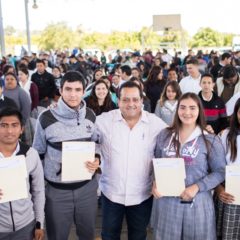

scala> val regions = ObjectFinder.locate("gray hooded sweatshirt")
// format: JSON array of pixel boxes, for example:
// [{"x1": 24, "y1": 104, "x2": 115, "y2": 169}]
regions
[
  {"x1": 32, "y1": 97, "x2": 96, "y2": 183},
  {"x1": 0, "y1": 143, "x2": 45, "y2": 232}
]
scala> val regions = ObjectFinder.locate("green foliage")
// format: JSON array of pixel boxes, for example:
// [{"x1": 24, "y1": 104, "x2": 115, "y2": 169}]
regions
[
  {"x1": 3, "y1": 23, "x2": 236, "y2": 54},
  {"x1": 38, "y1": 22, "x2": 77, "y2": 50},
  {"x1": 190, "y1": 27, "x2": 232, "y2": 47}
]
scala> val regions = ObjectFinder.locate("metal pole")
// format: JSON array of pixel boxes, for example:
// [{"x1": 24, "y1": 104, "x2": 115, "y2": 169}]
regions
[
  {"x1": 24, "y1": 0, "x2": 31, "y2": 55},
  {"x1": 0, "y1": 0, "x2": 6, "y2": 57}
]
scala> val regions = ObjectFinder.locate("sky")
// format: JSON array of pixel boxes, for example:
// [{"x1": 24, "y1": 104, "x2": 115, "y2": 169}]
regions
[{"x1": 1, "y1": 0, "x2": 240, "y2": 36}]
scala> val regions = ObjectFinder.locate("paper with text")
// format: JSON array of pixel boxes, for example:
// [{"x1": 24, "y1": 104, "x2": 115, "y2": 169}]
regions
[
  {"x1": 62, "y1": 141, "x2": 95, "y2": 182},
  {"x1": 153, "y1": 158, "x2": 186, "y2": 196},
  {"x1": 0, "y1": 155, "x2": 28, "y2": 203},
  {"x1": 226, "y1": 165, "x2": 240, "y2": 205}
]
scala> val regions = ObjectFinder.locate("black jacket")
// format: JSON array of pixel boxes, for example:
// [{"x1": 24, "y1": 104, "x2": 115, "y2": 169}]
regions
[{"x1": 31, "y1": 71, "x2": 56, "y2": 100}]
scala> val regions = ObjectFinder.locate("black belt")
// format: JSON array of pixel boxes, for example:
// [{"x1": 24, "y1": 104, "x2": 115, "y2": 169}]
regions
[{"x1": 46, "y1": 175, "x2": 95, "y2": 190}]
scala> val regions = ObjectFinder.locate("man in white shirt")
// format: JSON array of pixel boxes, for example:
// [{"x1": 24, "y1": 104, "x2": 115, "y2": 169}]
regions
[
  {"x1": 95, "y1": 81, "x2": 167, "y2": 240},
  {"x1": 119, "y1": 65, "x2": 132, "y2": 86},
  {"x1": 179, "y1": 58, "x2": 202, "y2": 94}
]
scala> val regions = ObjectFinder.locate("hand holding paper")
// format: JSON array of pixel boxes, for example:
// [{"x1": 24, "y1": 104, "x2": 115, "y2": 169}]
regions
[
  {"x1": 86, "y1": 158, "x2": 100, "y2": 173},
  {"x1": 225, "y1": 165, "x2": 240, "y2": 205},
  {"x1": 0, "y1": 155, "x2": 28, "y2": 203},
  {"x1": 62, "y1": 141, "x2": 96, "y2": 182},
  {"x1": 153, "y1": 158, "x2": 186, "y2": 197}
]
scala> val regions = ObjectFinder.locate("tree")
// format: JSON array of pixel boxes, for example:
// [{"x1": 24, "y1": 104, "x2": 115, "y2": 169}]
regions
[
  {"x1": 191, "y1": 27, "x2": 223, "y2": 47},
  {"x1": 38, "y1": 22, "x2": 77, "y2": 50}
]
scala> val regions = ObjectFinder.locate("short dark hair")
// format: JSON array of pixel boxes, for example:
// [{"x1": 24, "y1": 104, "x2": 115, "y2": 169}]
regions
[
  {"x1": 118, "y1": 81, "x2": 143, "y2": 99},
  {"x1": 36, "y1": 59, "x2": 45, "y2": 65},
  {"x1": 120, "y1": 65, "x2": 132, "y2": 76},
  {"x1": 186, "y1": 58, "x2": 199, "y2": 65},
  {"x1": 0, "y1": 108, "x2": 23, "y2": 126},
  {"x1": 222, "y1": 65, "x2": 238, "y2": 79},
  {"x1": 221, "y1": 52, "x2": 231, "y2": 61},
  {"x1": 60, "y1": 70, "x2": 85, "y2": 90},
  {"x1": 200, "y1": 73, "x2": 214, "y2": 83}
]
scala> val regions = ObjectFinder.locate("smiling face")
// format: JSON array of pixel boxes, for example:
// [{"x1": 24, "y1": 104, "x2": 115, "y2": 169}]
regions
[
  {"x1": 94, "y1": 70, "x2": 103, "y2": 81},
  {"x1": 118, "y1": 87, "x2": 143, "y2": 120},
  {"x1": 178, "y1": 97, "x2": 199, "y2": 128},
  {"x1": 95, "y1": 82, "x2": 108, "y2": 101},
  {"x1": 60, "y1": 81, "x2": 84, "y2": 109},
  {"x1": 166, "y1": 85, "x2": 177, "y2": 101}
]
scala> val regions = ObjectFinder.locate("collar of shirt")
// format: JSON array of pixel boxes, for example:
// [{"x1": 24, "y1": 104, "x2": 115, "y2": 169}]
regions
[
  {"x1": 0, "y1": 94, "x2": 4, "y2": 101},
  {"x1": 0, "y1": 142, "x2": 20, "y2": 158},
  {"x1": 114, "y1": 109, "x2": 149, "y2": 124}
]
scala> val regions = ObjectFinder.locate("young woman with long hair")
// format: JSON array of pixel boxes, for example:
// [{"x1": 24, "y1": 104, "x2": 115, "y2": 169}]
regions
[
  {"x1": 152, "y1": 93, "x2": 226, "y2": 240},
  {"x1": 215, "y1": 97, "x2": 240, "y2": 240},
  {"x1": 144, "y1": 66, "x2": 167, "y2": 113},
  {"x1": 85, "y1": 80, "x2": 117, "y2": 116},
  {"x1": 155, "y1": 81, "x2": 182, "y2": 125}
]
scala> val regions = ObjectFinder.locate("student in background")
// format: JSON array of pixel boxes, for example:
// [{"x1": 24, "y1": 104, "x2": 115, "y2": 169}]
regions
[
  {"x1": 215, "y1": 98, "x2": 240, "y2": 240},
  {"x1": 155, "y1": 81, "x2": 182, "y2": 125},
  {"x1": 198, "y1": 73, "x2": 228, "y2": 134},
  {"x1": 85, "y1": 80, "x2": 117, "y2": 116}
]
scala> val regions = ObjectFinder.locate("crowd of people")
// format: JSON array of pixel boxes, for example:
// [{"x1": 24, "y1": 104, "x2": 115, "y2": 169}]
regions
[{"x1": 0, "y1": 47, "x2": 240, "y2": 240}]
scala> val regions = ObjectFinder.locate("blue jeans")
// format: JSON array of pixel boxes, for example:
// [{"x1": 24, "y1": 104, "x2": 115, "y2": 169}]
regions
[{"x1": 101, "y1": 194, "x2": 153, "y2": 240}]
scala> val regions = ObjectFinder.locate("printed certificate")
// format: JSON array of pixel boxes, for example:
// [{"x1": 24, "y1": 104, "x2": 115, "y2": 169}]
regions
[
  {"x1": 62, "y1": 141, "x2": 95, "y2": 182},
  {"x1": 0, "y1": 155, "x2": 28, "y2": 203},
  {"x1": 153, "y1": 158, "x2": 186, "y2": 196}
]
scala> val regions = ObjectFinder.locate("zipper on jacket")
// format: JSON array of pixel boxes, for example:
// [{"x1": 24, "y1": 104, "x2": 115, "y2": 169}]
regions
[
  {"x1": 9, "y1": 202, "x2": 16, "y2": 231},
  {"x1": 76, "y1": 110, "x2": 80, "y2": 125}
]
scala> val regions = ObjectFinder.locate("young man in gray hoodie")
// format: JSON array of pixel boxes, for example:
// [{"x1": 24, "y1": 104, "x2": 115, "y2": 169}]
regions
[
  {"x1": 33, "y1": 71, "x2": 100, "y2": 240},
  {"x1": 0, "y1": 108, "x2": 45, "y2": 240}
]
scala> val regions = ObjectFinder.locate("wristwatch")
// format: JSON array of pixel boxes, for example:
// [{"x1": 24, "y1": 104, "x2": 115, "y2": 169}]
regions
[{"x1": 35, "y1": 221, "x2": 41, "y2": 229}]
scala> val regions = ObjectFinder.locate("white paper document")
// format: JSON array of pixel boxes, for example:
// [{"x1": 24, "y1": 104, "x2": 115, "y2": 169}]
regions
[
  {"x1": 226, "y1": 165, "x2": 240, "y2": 205},
  {"x1": 62, "y1": 141, "x2": 95, "y2": 182},
  {"x1": 0, "y1": 155, "x2": 28, "y2": 203},
  {"x1": 153, "y1": 158, "x2": 186, "y2": 196}
]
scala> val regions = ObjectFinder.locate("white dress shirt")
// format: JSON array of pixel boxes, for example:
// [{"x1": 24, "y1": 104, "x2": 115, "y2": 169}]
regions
[
  {"x1": 96, "y1": 109, "x2": 167, "y2": 206},
  {"x1": 179, "y1": 74, "x2": 202, "y2": 94}
]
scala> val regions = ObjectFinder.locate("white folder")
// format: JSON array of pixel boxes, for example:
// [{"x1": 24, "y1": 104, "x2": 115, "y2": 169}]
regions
[
  {"x1": 226, "y1": 165, "x2": 240, "y2": 205},
  {"x1": 62, "y1": 141, "x2": 95, "y2": 182},
  {"x1": 0, "y1": 155, "x2": 28, "y2": 203},
  {"x1": 153, "y1": 158, "x2": 186, "y2": 196}
]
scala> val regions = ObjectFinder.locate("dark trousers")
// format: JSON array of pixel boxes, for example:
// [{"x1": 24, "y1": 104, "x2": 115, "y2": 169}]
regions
[
  {"x1": 0, "y1": 220, "x2": 35, "y2": 240},
  {"x1": 45, "y1": 178, "x2": 98, "y2": 240},
  {"x1": 101, "y1": 194, "x2": 153, "y2": 240}
]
